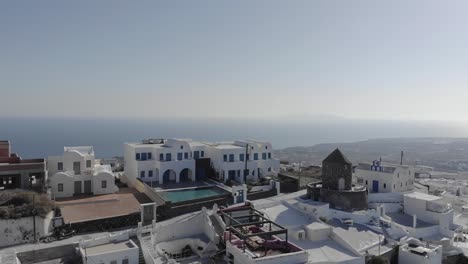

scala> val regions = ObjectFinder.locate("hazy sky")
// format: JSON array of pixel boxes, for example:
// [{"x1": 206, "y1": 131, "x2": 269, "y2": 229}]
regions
[{"x1": 1, "y1": 0, "x2": 467, "y2": 121}]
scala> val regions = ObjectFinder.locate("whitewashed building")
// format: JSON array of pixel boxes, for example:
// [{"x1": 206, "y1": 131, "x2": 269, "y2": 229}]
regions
[
  {"x1": 354, "y1": 160, "x2": 415, "y2": 193},
  {"x1": 403, "y1": 192, "x2": 455, "y2": 237},
  {"x1": 398, "y1": 237, "x2": 442, "y2": 264},
  {"x1": 123, "y1": 138, "x2": 279, "y2": 185},
  {"x1": 79, "y1": 232, "x2": 139, "y2": 264},
  {"x1": 47, "y1": 146, "x2": 118, "y2": 198}
]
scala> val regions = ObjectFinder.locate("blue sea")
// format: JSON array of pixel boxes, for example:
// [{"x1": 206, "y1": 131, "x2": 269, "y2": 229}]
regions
[{"x1": 1, "y1": 117, "x2": 467, "y2": 158}]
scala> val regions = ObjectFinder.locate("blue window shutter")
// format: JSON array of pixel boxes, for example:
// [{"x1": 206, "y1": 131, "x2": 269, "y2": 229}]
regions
[{"x1": 136, "y1": 153, "x2": 140, "y2": 160}]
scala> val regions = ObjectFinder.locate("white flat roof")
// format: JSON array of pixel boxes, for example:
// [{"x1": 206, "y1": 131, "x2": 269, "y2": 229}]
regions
[
  {"x1": 214, "y1": 144, "x2": 243, "y2": 150},
  {"x1": 404, "y1": 192, "x2": 442, "y2": 201},
  {"x1": 188, "y1": 141, "x2": 209, "y2": 147},
  {"x1": 85, "y1": 240, "x2": 135, "y2": 256},
  {"x1": 258, "y1": 202, "x2": 361, "y2": 263},
  {"x1": 64, "y1": 146, "x2": 94, "y2": 155},
  {"x1": 294, "y1": 239, "x2": 361, "y2": 263}
]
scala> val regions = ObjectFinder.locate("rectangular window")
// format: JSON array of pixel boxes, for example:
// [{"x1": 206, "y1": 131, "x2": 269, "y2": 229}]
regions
[
  {"x1": 201, "y1": 151, "x2": 205, "y2": 157},
  {"x1": 140, "y1": 171, "x2": 145, "y2": 178},
  {"x1": 86, "y1": 160, "x2": 92, "y2": 168},
  {"x1": 262, "y1": 153, "x2": 266, "y2": 160},
  {"x1": 101, "y1": 180, "x2": 107, "y2": 188},
  {"x1": 177, "y1": 152, "x2": 183, "y2": 160},
  {"x1": 73, "y1": 161, "x2": 80, "y2": 174},
  {"x1": 58, "y1": 162, "x2": 63, "y2": 171},
  {"x1": 147, "y1": 152, "x2": 152, "y2": 160},
  {"x1": 246, "y1": 154, "x2": 250, "y2": 160},
  {"x1": 194, "y1": 151, "x2": 200, "y2": 159},
  {"x1": 240, "y1": 154, "x2": 244, "y2": 161},
  {"x1": 136, "y1": 153, "x2": 140, "y2": 160},
  {"x1": 166, "y1": 153, "x2": 171, "y2": 161},
  {"x1": 223, "y1": 155, "x2": 227, "y2": 162},
  {"x1": 141, "y1": 152, "x2": 147, "y2": 161},
  {"x1": 159, "y1": 153, "x2": 164, "y2": 161},
  {"x1": 58, "y1": 183, "x2": 63, "y2": 192},
  {"x1": 148, "y1": 170, "x2": 153, "y2": 177},
  {"x1": 254, "y1": 153, "x2": 259, "y2": 160},
  {"x1": 268, "y1": 153, "x2": 271, "y2": 159},
  {"x1": 229, "y1": 154, "x2": 234, "y2": 162},
  {"x1": 122, "y1": 259, "x2": 129, "y2": 264},
  {"x1": 184, "y1": 152, "x2": 188, "y2": 159}
]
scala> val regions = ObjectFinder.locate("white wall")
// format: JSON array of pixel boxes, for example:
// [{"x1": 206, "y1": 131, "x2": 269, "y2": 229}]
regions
[
  {"x1": 227, "y1": 242, "x2": 308, "y2": 264},
  {"x1": 399, "y1": 246, "x2": 442, "y2": 264},
  {"x1": 49, "y1": 169, "x2": 117, "y2": 198},
  {"x1": 153, "y1": 212, "x2": 206, "y2": 244},
  {"x1": 80, "y1": 231, "x2": 139, "y2": 264},
  {"x1": 84, "y1": 243, "x2": 139, "y2": 264},
  {"x1": 124, "y1": 138, "x2": 280, "y2": 185},
  {"x1": 48, "y1": 146, "x2": 117, "y2": 198},
  {"x1": 355, "y1": 165, "x2": 415, "y2": 193}
]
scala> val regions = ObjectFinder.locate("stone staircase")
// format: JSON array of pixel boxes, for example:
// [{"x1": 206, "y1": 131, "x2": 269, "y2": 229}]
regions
[{"x1": 131, "y1": 236, "x2": 147, "y2": 264}]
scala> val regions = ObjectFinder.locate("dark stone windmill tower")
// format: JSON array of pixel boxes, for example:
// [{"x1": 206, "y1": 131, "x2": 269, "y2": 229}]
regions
[
  {"x1": 312, "y1": 148, "x2": 368, "y2": 211},
  {"x1": 322, "y1": 148, "x2": 353, "y2": 191}
]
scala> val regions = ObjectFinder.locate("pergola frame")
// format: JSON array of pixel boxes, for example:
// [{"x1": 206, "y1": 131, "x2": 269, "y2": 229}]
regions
[{"x1": 219, "y1": 207, "x2": 289, "y2": 255}]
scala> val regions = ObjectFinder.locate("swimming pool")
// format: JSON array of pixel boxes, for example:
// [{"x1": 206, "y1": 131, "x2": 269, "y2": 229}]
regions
[{"x1": 161, "y1": 187, "x2": 229, "y2": 203}]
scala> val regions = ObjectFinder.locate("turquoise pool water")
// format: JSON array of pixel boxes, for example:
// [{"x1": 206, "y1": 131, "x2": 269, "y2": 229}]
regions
[{"x1": 161, "y1": 187, "x2": 227, "y2": 203}]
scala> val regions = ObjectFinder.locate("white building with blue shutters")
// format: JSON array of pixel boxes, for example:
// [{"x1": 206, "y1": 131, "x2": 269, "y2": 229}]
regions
[
  {"x1": 353, "y1": 160, "x2": 415, "y2": 193},
  {"x1": 123, "y1": 138, "x2": 280, "y2": 185}
]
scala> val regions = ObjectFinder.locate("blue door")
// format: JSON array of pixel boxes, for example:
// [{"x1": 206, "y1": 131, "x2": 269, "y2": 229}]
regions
[
  {"x1": 372, "y1": 180, "x2": 379, "y2": 193},
  {"x1": 228, "y1": 170, "x2": 236, "y2": 181},
  {"x1": 237, "y1": 190, "x2": 244, "y2": 203}
]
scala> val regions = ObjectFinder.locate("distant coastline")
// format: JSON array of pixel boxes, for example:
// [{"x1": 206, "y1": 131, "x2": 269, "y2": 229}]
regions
[{"x1": 1, "y1": 117, "x2": 467, "y2": 159}]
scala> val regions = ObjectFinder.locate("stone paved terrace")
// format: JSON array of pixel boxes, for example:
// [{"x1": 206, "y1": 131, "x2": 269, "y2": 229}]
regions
[{"x1": 56, "y1": 188, "x2": 150, "y2": 223}]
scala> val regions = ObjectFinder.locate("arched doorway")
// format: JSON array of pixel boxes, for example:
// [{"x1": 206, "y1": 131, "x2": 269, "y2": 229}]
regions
[
  {"x1": 179, "y1": 168, "x2": 193, "y2": 182},
  {"x1": 163, "y1": 169, "x2": 177, "y2": 183},
  {"x1": 258, "y1": 168, "x2": 265, "y2": 178}
]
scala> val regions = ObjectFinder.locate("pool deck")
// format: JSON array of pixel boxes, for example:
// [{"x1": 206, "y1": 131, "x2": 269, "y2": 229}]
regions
[{"x1": 162, "y1": 187, "x2": 229, "y2": 203}]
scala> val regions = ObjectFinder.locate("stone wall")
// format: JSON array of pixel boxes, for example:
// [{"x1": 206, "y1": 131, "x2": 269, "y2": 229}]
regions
[
  {"x1": 320, "y1": 189, "x2": 368, "y2": 211},
  {"x1": 322, "y1": 162, "x2": 353, "y2": 191},
  {"x1": 247, "y1": 189, "x2": 277, "y2": 201},
  {"x1": 70, "y1": 213, "x2": 140, "y2": 234},
  {"x1": 0, "y1": 211, "x2": 54, "y2": 248}
]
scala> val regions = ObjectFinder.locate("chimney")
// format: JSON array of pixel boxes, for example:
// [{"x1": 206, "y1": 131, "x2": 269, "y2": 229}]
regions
[
  {"x1": 400, "y1": 151, "x2": 404, "y2": 165},
  {"x1": 0, "y1": 141, "x2": 11, "y2": 158}
]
